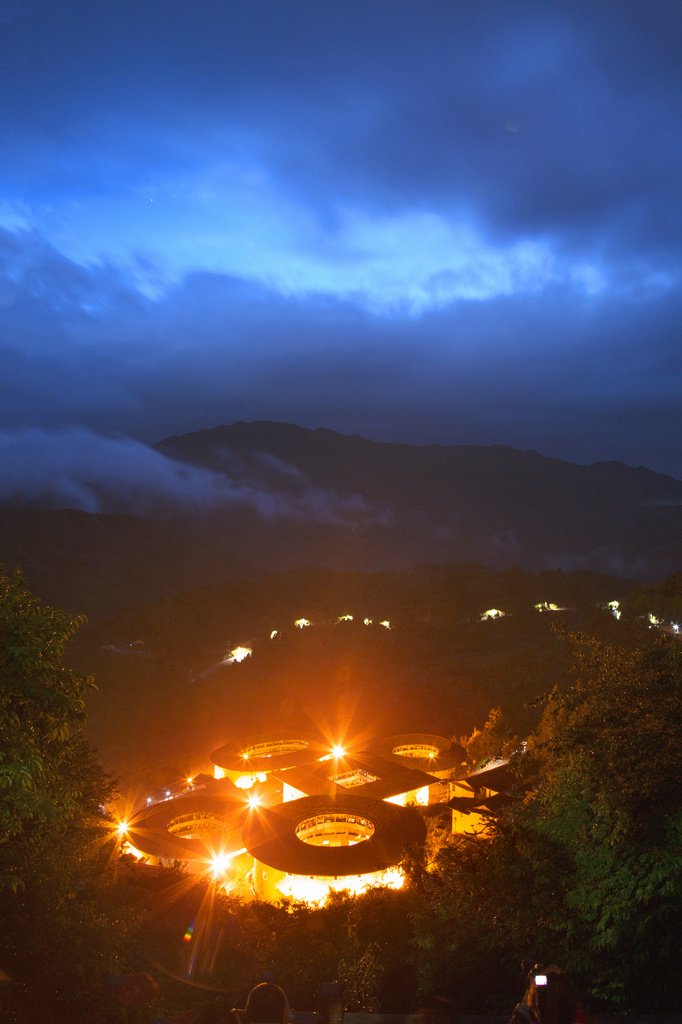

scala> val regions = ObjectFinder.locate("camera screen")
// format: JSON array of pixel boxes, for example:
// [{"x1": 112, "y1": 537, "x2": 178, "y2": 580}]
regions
[{"x1": 534, "y1": 975, "x2": 548, "y2": 986}]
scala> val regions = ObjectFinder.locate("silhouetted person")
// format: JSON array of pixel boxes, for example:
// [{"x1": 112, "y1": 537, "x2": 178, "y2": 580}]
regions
[
  {"x1": 511, "y1": 966, "x2": 587, "y2": 1024},
  {"x1": 242, "y1": 982, "x2": 291, "y2": 1024}
]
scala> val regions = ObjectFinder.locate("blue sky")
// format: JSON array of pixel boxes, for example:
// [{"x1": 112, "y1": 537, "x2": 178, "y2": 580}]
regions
[{"x1": 2, "y1": 0, "x2": 682, "y2": 483}]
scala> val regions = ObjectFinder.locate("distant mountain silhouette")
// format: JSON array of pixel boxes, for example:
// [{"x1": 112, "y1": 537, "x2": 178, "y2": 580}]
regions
[
  {"x1": 155, "y1": 421, "x2": 682, "y2": 582},
  {"x1": 2, "y1": 423, "x2": 681, "y2": 618}
]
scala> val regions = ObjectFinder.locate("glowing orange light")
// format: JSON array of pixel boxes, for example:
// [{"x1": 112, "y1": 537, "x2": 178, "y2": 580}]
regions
[
  {"x1": 248, "y1": 794, "x2": 261, "y2": 808},
  {"x1": 210, "y1": 853, "x2": 231, "y2": 876},
  {"x1": 332, "y1": 745, "x2": 345, "y2": 758},
  {"x1": 277, "y1": 865, "x2": 404, "y2": 905}
]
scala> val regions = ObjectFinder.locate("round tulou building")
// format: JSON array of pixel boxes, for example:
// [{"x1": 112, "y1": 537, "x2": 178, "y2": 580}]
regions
[{"x1": 124, "y1": 730, "x2": 465, "y2": 903}]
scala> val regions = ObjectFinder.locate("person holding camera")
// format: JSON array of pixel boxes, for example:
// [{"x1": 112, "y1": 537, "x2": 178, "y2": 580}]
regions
[{"x1": 511, "y1": 965, "x2": 587, "y2": 1024}]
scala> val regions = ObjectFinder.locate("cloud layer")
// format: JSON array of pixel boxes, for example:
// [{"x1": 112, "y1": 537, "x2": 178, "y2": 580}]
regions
[
  {"x1": 1, "y1": 1, "x2": 681, "y2": 478},
  {"x1": 0, "y1": 427, "x2": 387, "y2": 524}
]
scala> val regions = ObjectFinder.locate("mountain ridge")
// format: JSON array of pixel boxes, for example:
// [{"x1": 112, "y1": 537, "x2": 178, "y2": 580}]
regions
[
  {"x1": 2, "y1": 421, "x2": 680, "y2": 618},
  {"x1": 153, "y1": 421, "x2": 682, "y2": 582}
]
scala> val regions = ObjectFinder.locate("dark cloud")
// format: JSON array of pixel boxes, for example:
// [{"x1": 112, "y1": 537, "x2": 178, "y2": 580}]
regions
[
  {"x1": 1, "y1": 224, "x2": 680, "y2": 478},
  {"x1": 0, "y1": 2, "x2": 681, "y2": 483}
]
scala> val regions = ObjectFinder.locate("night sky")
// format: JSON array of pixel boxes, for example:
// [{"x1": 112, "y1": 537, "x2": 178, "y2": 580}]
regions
[{"x1": 2, "y1": 0, "x2": 682, "y2": 497}]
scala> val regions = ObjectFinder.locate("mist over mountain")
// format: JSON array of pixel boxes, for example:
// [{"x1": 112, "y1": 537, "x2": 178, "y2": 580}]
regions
[
  {"x1": 1, "y1": 421, "x2": 681, "y2": 619},
  {"x1": 155, "y1": 421, "x2": 682, "y2": 582}
]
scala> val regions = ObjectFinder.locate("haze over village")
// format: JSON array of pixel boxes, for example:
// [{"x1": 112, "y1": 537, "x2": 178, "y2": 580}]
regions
[{"x1": 2, "y1": 3, "x2": 682, "y2": 1022}]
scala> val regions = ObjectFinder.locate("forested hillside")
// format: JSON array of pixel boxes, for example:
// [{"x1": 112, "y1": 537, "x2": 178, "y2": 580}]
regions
[{"x1": 69, "y1": 563, "x2": 642, "y2": 795}]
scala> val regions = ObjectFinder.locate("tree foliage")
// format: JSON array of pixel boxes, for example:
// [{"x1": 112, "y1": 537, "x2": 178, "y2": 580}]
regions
[
  {"x1": 0, "y1": 571, "x2": 132, "y2": 1021},
  {"x1": 411, "y1": 632, "x2": 682, "y2": 1014},
  {"x1": 0, "y1": 570, "x2": 99, "y2": 885}
]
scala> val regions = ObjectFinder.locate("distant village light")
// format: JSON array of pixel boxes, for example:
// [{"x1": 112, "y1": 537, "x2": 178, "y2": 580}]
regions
[
  {"x1": 230, "y1": 646, "x2": 252, "y2": 662},
  {"x1": 480, "y1": 608, "x2": 505, "y2": 621}
]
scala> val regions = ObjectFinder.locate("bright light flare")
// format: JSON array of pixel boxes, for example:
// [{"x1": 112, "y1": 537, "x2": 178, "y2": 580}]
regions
[
  {"x1": 247, "y1": 794, "x2": 261, "y2": 808},
  {"x1": 332, "y1": 745, "x2": 346, "y2": 758},
  {"x1": 210, "y1": 853, "x2": 232, "y2": 876},
  {"x1": 209, "y1": 848, "x2": 247, "y2": 878}
]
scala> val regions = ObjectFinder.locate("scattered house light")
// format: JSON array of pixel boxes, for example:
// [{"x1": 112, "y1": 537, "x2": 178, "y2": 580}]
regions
[
  {"x1": 294, "y1": 618, "x2": 311, "y2": 628},
  {"x1": 364, "y1": 618, "x2": 372, "y2": 625},
  {"x1": 480, "y1": 608, "x2": 505, "y2": 621},
  {"x1": 337, "y1": 614, "x2": 353, "y2": 622},
  {"x1": 228, "y1": 646, "x2": 251, "y2": 662},
  {"x1": 380, "y1": 620, "x2": 391, "y2": 629},
  {"x1": 270, "y1": 630, "x2": 278, "y2": 639}
]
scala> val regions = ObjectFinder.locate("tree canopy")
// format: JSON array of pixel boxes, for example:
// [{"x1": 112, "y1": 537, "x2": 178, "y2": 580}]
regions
[{"x1": 412, "y1": 631, "x2": 682, "y2": 1013}]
